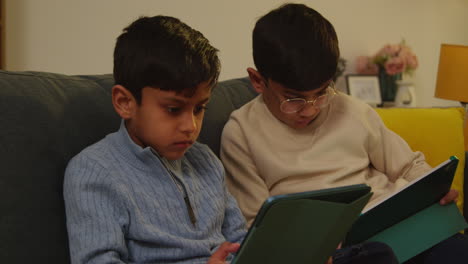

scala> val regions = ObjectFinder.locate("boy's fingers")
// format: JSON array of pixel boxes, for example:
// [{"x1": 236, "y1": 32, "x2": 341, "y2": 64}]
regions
[
  {"x1": 440, "y1": 189, "x2": 459, "y2": 205},
  {"x1": 208, "y1": 242, "x2": 241, "y2": 264}
]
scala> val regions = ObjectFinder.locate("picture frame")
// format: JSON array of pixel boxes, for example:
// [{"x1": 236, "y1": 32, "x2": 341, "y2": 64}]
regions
[{"x1": 345, "y1": 75, "x2": 382, "y2": 105}]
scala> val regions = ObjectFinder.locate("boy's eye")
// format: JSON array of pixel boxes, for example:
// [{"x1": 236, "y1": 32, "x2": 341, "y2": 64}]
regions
[
  {"x1": 194, "y1": 105, "x2": 208, "y2": 114},
  {"x1": 167, "y1": 107, "x2": 181, "y2": 113}
]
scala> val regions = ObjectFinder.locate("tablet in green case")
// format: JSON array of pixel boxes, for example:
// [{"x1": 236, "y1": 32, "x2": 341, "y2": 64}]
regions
[
  {"x1": 344, "y1": 156, "x2": 467, "y2": 263},
  {"x1": 231, "y1": 184, "x2": 372, "y2": 264}
]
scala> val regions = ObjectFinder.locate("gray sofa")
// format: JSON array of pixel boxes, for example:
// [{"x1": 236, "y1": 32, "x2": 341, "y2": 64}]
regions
[
  {"x1": 0, "y1": 70, "x2": 256, "y2": 263},
  {"x1": 0, "y1": 70, "x2": 466, "y2": 263}
]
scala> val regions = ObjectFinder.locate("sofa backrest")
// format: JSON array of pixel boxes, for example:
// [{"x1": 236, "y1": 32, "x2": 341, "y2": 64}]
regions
[
  {"x1": 0, "y1": 71, "x2": 120, "y2": 263},
  {"x1": 198, "y1": 77, "x2": 258, "y2": 156}
]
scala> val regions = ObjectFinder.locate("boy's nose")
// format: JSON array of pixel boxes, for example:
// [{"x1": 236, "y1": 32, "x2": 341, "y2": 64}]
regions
[{"x1": 180, "y1": 113, "x2": 197, "y2": 133}]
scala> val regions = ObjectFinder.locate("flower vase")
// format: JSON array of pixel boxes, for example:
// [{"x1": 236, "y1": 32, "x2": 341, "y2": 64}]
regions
[
  {"x1": 394, "y1": 81, "x2": 416, "y2": 107},
  {"x1": 378, "y1": 67, "x2": 401, "y2": 102}
]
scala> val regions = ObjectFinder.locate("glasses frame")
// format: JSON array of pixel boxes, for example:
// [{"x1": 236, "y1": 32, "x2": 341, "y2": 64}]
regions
[{"x1": 278, "y1": 82, "x2": 338, "y2": 114}]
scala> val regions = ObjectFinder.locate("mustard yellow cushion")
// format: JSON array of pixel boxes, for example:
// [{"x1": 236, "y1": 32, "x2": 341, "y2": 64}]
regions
[{"x1": 375, "y1": 107, "x2": 465, "y2": 213}]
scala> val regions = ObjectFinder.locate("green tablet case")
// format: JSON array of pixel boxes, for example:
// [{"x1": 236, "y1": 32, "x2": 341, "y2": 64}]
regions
[
  {"x1": 344, "y1": 156, "x2": 467, "y2": 262},
  {"x1": 231, "y1": 184, "x2": 372, "y2": 264}
]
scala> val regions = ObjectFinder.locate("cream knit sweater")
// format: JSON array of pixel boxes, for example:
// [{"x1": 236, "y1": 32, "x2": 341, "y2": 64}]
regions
[{"x1": 221, "y1": 93, "x2": 431, "y2": 226}]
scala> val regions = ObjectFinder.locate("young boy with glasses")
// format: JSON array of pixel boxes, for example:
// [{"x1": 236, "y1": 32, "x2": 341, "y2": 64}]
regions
[{"x1": 220, "y1": 3, "x2": 467, "y2": 263}]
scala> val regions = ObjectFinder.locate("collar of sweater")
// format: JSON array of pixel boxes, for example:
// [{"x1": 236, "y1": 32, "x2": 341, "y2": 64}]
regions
[{"x1": 111, "y1": 120, "x2": 183, "y2": 172}]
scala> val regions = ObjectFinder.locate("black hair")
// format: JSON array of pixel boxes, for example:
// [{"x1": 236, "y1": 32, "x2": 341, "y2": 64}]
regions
[
  {"x1": 252, "y1": 3, "x2": 339, "y2": 91},
  {"x1": 113, "y1": 16, "x2": 220, "y2": 102}
]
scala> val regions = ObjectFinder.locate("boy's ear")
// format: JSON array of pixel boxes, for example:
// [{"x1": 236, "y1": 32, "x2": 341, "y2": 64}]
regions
[
  {"x1": 247, "y1": 67, "x2": 266, "y2": 93},
  {"x1": 112, "y1": 85, "x2": 136, "y2": 119}
]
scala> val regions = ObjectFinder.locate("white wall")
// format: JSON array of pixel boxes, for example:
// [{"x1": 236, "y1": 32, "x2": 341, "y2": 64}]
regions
[{"x1": 5, "y1": 0, "x2": 468, "y2": 107}]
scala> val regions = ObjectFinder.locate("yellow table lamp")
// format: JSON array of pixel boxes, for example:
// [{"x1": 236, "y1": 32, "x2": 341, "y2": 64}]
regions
[{"x1": 435, "y1": 44, "x2": 468, "y2": 150}]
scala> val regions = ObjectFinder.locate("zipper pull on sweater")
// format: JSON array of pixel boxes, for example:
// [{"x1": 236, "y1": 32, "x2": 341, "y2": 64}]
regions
[{"x1": 184, "y1": 196, "x2": 197, "y2": 226}]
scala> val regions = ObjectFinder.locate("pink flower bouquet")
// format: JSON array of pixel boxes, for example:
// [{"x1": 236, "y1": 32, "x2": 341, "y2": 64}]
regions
[{"x1": 356, "y1": 41, "x2": 418, "y2": 76}]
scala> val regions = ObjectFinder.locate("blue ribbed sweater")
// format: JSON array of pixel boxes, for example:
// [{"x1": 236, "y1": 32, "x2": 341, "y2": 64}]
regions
[{"x1": 64, "y1": 122, "x2": 246, "y2": 264}]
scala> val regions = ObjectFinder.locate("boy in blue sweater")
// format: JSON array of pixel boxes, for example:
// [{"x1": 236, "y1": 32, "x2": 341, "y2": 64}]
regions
[{"x1": 64, "y1": 16, "x2": 246, "y2": 264}]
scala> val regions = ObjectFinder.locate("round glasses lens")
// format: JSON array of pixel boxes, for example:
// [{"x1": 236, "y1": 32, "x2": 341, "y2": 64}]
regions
[
  {"x1": 281, "y1": 99, "x2": 306, "y2": 113},
  {"x1": 314, "y1": 95, "x2": 329, "y2": 108},
  {"x1": 316, "y1": 87, "x2": 337, "y2": 108}
]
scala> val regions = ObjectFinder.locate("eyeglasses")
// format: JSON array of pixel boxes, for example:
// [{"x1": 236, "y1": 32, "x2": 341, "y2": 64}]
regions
[{"x1": 279, "y1": 83, "x2": 338, "y2": 114}]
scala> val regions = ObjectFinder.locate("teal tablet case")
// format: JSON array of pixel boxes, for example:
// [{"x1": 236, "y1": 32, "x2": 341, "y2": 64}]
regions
[
  {"x1": 344, "y1": 156, "x2": 467, "y2": 262},
  {"x1": 368, "y1": 202, "x2": 467, "y2": 263},
  {"x1": 231, "y1": 184, "x2": 372, "y2": 264}
]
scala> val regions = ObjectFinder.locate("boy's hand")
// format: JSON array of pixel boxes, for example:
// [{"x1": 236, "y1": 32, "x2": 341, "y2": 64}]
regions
[
  {"x1": 207, "y1": 242, "x2": 240, "y2": 264},
  {"x1": 325, "y1": 242, "x2": 341, "y2": 264},
  {"x1": 440, "y1": 189, "x2": 459, "y2": 205}
]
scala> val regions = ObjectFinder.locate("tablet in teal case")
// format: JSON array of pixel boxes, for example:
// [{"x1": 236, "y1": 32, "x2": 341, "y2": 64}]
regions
[
  {"x1": 231, "y1": 184, "x2": 372, "y2": 264},
  {"x1": 344, "y1": 156, "x2": 467, "y2": 263}
]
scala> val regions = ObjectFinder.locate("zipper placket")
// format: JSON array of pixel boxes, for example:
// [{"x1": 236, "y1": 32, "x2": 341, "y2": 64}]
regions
[
  {"x1": 156, "y1": 154, "x2": 197, "y2": 227},
  {"x1": 167, "y1": 169, "x2": 197, "y2": 226}
]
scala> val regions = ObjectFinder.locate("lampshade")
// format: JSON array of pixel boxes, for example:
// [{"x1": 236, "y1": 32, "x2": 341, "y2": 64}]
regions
[{"x1": 435, "y1": 44, "x2": 468, "y2": 103}]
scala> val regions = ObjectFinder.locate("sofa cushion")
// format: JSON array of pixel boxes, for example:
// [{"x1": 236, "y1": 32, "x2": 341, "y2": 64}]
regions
[
  {"x1": 199, "y1": 77, "x2": 257, "y2": 156},
  {"x1": 0, "y1": 71, "x2": 120, "y2": 263}
]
